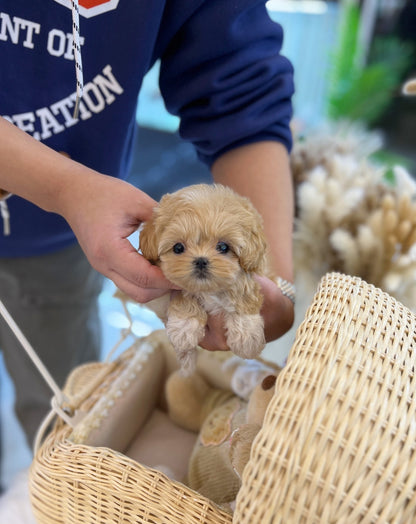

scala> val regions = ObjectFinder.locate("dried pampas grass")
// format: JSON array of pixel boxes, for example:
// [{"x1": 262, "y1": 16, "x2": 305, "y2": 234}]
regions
[{"x1": 292, "y1": 125, "x2": 416, "y2": 312}]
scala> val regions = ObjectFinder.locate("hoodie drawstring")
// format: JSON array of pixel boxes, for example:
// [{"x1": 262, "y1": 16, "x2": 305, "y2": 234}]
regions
[
  {"x1": 1, "y1": 2, "x2": 84, "y2": 237},
  {"x1": 0, "y1": 193, "x2": 11, "y2": 236},
  {"x1": 71, "y1": 0, "x2": 84, "y2": 119}
]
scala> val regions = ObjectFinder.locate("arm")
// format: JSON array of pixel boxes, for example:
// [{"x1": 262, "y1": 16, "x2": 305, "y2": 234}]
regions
[
  {"x1": 0, "y1": 116, "x2": 173, "y2": 301},
  {"x1": 200, "y1": 140, "x2": 295, "y2": 349}
]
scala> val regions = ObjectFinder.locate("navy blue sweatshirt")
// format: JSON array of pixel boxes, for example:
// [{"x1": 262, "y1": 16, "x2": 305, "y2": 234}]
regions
[{"x1": 0, "y1": 0, "x2": 294, "y2": 256}]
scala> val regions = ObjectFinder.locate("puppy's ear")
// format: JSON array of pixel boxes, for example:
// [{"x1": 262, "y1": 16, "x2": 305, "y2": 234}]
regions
[
  {"x1": 238, "y1": 227, "x2": 268, "y2": 273},
  {"x1": 139, "y1": 215, "x2": 160, "y2": 264},
  {"x1": 139, "y1": 193, "x2": 174, "y2": 264},
  {"x1": 236, "y1": 199, "x2": 268, "y2": 273}
]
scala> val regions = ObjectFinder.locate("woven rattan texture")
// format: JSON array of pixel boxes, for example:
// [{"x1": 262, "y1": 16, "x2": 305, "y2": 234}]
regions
[
  {"x1": 30, "y1": 343, "x2": 232, "y2": 524},
  {"x1": 30, "y1": 272, "x2": 416, "y2": 523},
  {"x1": 30, "y1": 424, "x2": 231, "y2": 524},
  {"x1": 235, "y1": 272, "x2": 416, "y2": 523}
]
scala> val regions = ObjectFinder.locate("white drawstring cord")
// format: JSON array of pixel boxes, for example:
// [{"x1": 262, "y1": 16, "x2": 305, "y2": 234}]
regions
[
  {"x1": 0, "y1": 300, "x2": 75, "y2": 452},
  {"x1": 33, "y1": 396, "x2": 76, "y2": 455},
  {"x1": 104, "y1": 299, "x2": 134, "y2": 362},
  {"x1": 70, "y1": 0, "x2": 84, "y2": 119},
  {"x1": 0, "y1": 296, "x2": 138, "y2": 452},
  {"x1": 0, "y1": 199, "x2": 10, "y2": 236},
  {"x1": 0, "y1": 301, "x2": 67, "y2": 406},
  {"x1": 1, "y1": 292, "x2": 143, "y2": 453}
]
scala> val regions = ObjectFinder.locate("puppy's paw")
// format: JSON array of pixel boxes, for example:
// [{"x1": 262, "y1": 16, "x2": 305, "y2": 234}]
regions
[
  {"x1": 166, "y1": 316, "x2": 205, "y2": 372},
  {"x1": 226, "y1": 314, "x2": 266, "y2": 360},
  {"x1": 177, "y1": 348, "x2": 198, "y2": 375},
  {"x1": 167, "y1": 316, "x2": 205, "y2": 349}
]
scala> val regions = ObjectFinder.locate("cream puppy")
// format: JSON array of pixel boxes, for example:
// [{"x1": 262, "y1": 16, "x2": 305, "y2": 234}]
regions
[{"x1": 140, "y1": 184, "x2": 269, "y2": 372}]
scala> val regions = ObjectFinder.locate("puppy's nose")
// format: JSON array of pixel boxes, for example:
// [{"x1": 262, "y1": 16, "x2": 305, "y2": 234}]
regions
[{"x1": 193, "y1": 257, "x2": 209, "y2": 271}]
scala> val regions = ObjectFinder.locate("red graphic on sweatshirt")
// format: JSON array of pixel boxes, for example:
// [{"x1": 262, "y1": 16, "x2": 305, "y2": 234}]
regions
[
  {"x1": 53, "y1": 0, "x2": 119, "y2": 18},
  {"x1": 79, "y1": 0, "x2": 113, "y2": 7}
]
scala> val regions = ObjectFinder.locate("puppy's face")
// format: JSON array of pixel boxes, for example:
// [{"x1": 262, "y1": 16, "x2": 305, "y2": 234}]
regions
[
  {"x1": 157, "y1": 222, "x2": 242, "y2": 294},
  {"x1": 140, "y1": 184, "x2": 267, "y2": 294}
]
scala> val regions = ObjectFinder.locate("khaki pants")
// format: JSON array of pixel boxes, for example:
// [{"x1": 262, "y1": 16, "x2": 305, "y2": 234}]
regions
[{"x1": 0, "y1": 242, "x2": 103, "y2": 447}]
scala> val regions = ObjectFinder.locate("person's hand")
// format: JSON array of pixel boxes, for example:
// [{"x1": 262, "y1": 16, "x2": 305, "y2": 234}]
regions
[
  {"x1": 59, "y1": 172, "x2": 175, "y2": 302},
  {"x1": 255, "y1": 275, "x2": 295, "y2": 342},
  {"x1": 198, "y1": 275, "x2": 294, "y2": 351}
]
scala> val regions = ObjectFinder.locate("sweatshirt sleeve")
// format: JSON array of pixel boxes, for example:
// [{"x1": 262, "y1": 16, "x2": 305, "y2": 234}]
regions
[{"x1": 158, "y1": 0, "x2": 294, "y2": 166}]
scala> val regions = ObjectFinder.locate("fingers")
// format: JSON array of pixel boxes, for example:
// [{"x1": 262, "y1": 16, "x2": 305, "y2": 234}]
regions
[
  {"x1": 109, "y1": 272, "x2": 171, "y2": 303},
  {"x1": 198, "y1": 315, "x2": 229, "y2": 352},
  {"x1": 254, "y1": 275, "x2": 295, "y2": 341},
  {"x1": 199, "y1": 276, "x2": 295, "y2": 351},
  {"x1": 112, "y1": 243, "x2": 172, "y2": 289},
  {"x1": 91, "y1": 238, "x2": 177, "y2": 303}
]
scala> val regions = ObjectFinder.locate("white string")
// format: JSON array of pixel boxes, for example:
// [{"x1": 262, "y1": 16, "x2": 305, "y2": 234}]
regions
[
  {"x1": 71, "y1": 0, "x2": 84, "y2": 119},
  {"x1": 104, "y1": 329, "x2": 132, "y2": 363},
  {"x1": 0, "y1": 300, "x2": 75, "y2": 451},
  {"x1": 0, "y1": 300, "x2": 69, "y2": 408},
  {"x1": 104, "y1": 300, "x2": 134, "y2": 362},
  {"x1": 33, "y1": 409, "x2": 57, "y2": 455},
  {"x1": 51, "y1": 396, "x2": 74, "y2": 427},
  {"x1": 0, "y1": 200, "x2": 10, "y2": 236},
  {"x1": 0, "y1": 295, "x2": 139, "y2": 451}
]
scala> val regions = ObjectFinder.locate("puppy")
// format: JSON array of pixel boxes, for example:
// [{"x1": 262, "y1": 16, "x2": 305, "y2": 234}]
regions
[{"x1": 140, "y1": 184, "x2": 269, "y2": 372}]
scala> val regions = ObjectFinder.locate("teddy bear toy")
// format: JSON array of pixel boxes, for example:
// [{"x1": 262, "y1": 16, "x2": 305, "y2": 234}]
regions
[{"x1": 165, "y1": 367, "x2": 277, "y2": 506}]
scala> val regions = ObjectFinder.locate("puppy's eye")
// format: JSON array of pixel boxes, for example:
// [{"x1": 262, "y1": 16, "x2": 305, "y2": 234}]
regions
[
  {"x1": 173, "y1": 242, "x2": 185, "y2": 254},
  {"x1": 216, "y1": 241, "x2": 230, "y2": 254}
]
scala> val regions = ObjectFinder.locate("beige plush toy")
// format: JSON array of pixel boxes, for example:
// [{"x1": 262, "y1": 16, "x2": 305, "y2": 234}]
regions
[
  {"x1": 165, "y1": 368, "x2": 277, "y2": 506},
  {"x1": 230, "y1": 374, "x2": 277, "y2": 479}
]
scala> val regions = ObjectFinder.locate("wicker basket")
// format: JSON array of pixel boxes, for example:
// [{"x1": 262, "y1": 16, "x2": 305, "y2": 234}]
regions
[{"x1": 30, "y1": 273, "x2": 416, "y2": 523}]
